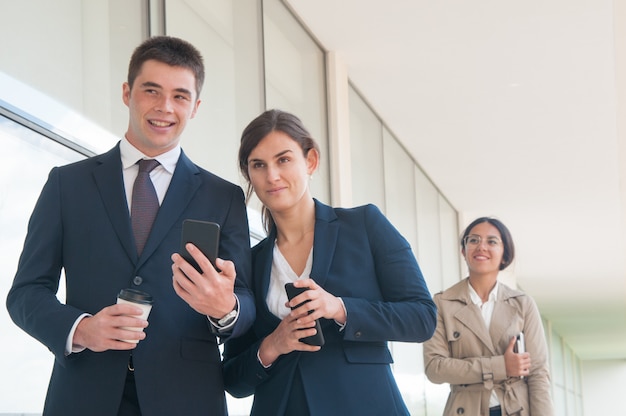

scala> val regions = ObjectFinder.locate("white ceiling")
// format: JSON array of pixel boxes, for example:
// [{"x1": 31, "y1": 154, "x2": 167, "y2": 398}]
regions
[{"x1": 286, "y1": 0, "x2": 626, "y2": 360}]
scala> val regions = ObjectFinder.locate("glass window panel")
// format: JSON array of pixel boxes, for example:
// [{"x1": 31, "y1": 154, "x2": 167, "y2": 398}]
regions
[
  {"x1": 414, "y1": 166, "x2": 443, "y2": 292},
  {"x1": 439, "y1": 195, "x2": 461, "y2": 291},
  {"x1": 0, "y1": 117, "x2": 84, "y2": 413},
  {"x1": 0, "y1": 0, "x2": 146, "y2": 135},
  {"x1": 550, "y1": 331, "x2": 567, "y2": 415},
  {"x1": 553, "y1": 385, "x2": 567, "y2": 416},
  {"x1": 165, "y1": 0, "x2": 264, "y2": 185},
  {"x1": 262, "y1": 0, "x2": 330, "y2": 203},
  {"x1": 348, "y1": 86, "x2": 385, "y2": 209},
  {"x1": 425, "y1": 379, "x2": 450, "y2": 416},
  {"x1": 390, "y1": 342, "x2": 426, "y2": 415},
  {"x1": 382, "y1": 128, "x2": 417, "y2": 248}
]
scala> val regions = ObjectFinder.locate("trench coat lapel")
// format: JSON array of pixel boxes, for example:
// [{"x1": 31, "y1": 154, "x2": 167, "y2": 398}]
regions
[
  {"x1": 455, "y1": 303, "x2": 496, "y2": 354},
  {"x1": 445, "y1": 279, "x2": 497, "y2": 354}
]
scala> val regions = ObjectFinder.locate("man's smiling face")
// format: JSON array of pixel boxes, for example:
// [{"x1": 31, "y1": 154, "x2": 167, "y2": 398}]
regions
[{"x1": 123, "y1": 59, "x2": 201, "y2": 157}]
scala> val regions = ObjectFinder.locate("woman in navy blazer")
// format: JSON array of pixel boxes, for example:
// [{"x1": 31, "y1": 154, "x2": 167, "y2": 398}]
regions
[{"x1": 223, "y1": 109, "x2": 437, "y2": 415}]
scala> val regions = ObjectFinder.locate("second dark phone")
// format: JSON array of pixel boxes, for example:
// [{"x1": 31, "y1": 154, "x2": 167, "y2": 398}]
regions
[{"x1": 284, "y1": 283, "x2": 325, "y2": 346}]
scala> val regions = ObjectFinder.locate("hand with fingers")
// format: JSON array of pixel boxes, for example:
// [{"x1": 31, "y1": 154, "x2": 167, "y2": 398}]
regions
[
  {"x1": 286, "y1": 278, "x2": 346, "y2": 326},
  {"x1": 72, "y1": 303, "x2": 148, "y2": 352},
  {"x1": 171, "y1": 243, "x2": 237, "y2": 320},
  {"x1": 257, "y1": 311, "x2": 322, "y2": 367},
  {"x1": 504, "y1": 336, "x2": 532, "y2": 377}
]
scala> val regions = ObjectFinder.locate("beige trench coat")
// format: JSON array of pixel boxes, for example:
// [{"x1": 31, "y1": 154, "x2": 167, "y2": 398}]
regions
[{"x1": 423, "y1": 279, "x2": 554, "y2": 416}]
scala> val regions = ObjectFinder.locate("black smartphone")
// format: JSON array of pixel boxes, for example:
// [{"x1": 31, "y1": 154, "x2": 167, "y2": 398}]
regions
[
  {"x1": 284, "y1": 283, "x2": 325, "y2": 346},
  {"x1": 180, "y1": 219, "x2": 220, "y2": 273}
]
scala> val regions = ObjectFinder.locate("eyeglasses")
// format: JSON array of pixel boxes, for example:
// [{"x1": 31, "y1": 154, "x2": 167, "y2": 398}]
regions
[{"x1": 463, "y1": 235, "x2": 502, "y2": 248}]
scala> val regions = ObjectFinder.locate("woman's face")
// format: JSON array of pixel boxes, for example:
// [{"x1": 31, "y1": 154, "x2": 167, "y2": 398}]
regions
[
  {"x1": 462, "y1": 222, "x2": 505, "y2": 276},
  {"x1": 246, "y1": 130, "x2": 318, "y2": 213}
]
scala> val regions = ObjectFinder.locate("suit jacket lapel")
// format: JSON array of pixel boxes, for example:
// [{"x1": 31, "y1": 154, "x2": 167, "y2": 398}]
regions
[
  {"x1": 310, "y1": 200, "x2": 339, "y2": 288},
  {"x1": 93, "y1": 144, "x2": 137, "y2": 263},
  {"x1": 138, "y1": 150, "x2": 201, "y2": 265}
]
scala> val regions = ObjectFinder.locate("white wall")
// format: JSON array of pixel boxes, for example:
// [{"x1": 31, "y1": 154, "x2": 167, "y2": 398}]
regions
[{"x1": 581, "y1": 360, "x2": 626, "y2": 414}]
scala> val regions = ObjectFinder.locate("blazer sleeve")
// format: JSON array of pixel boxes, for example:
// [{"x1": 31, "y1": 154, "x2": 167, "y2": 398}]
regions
[
  {"x1": 6, "y1": 168, "x2": 85, "y2": 361},
  {"x1": 340, "y1": 204, "x2": 437, "y2": 343},
  {"x1": 222, "y1": 239, "x2": 273, "y2": 398},
  {"x1": 222, "y1": 329, "x2": 269, "y2": 398}
]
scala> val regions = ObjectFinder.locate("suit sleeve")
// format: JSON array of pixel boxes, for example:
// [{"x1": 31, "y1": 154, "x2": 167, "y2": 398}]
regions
[
  {"x1": 340, "y1": 204, "x2": 437, "y2": 343},
  {"x1": 6, "y1": 168, "x2": 85, "y2": 362},
  {"x1": 208, "y1": 185, "x2": 255, "y2": 341}
]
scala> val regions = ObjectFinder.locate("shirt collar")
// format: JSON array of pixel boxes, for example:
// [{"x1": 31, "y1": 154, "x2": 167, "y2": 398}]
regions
[
  {"x1": 119, "y1": 136, "x2": 181, "y2": 174},
  {"x1": 468, "y1": 280, "x2": 499, "y2": 306}
]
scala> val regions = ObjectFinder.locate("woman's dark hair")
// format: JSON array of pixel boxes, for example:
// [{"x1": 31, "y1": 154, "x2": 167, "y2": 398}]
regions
[
  {"x1": 127, "y1": 36, "x2": 205, "y2": 98},
  {"x1": 460, "y1": 217, "x2": 515, "y2": 270},
  {"x1": 238, "y1": 109, "x2": 320, "y2": 233}
]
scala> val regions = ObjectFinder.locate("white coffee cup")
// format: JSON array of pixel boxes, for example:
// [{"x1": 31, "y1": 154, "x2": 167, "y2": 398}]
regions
[{"x1": 116, "y1": 288, "x2": 153, "y2": 343}]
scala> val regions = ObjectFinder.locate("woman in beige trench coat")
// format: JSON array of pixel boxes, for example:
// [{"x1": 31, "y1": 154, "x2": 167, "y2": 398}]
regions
[{"x1": 423, "y1": 217, "x2": 554, "y2": 416}]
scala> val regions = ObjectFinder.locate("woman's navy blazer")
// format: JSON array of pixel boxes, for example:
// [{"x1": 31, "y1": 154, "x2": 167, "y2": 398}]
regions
[{"x1": 223, "y1": 199, "x2": 436, "y2": 415}]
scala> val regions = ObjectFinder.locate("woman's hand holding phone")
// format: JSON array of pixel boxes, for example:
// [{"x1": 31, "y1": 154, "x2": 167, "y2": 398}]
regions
[
  {"x1": 286, "y1": 279, "x2": 346, "y2": 327},
  {"x1": 285, "y1": 282, "x2": 325, "y2": 346}
]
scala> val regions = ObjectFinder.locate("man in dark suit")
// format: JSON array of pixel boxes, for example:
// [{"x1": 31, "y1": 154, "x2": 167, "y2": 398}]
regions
[{"x1": 6, "y1": 36, "x2": 254, "y2": 416}]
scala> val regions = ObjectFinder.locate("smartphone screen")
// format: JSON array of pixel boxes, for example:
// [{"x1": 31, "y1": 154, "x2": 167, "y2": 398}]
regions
[
  {"x1": 180, "y1": 219, "x2": 220, "y2": 273},
  {"x1": 284, "y1": 283, "x2": 325, "y2": 346}
]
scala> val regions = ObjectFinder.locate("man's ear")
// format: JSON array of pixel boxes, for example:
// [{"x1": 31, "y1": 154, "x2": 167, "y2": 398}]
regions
[
  {"x1": 122, "y1": 82, "x2": 131, "y2": 106},
  {"x1": 190, "y1": 99, "x2": 201, "y2": 119}
]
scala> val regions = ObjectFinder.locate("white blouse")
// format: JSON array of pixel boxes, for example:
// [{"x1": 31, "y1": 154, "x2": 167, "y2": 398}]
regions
[{"x1": 265, "y1": 243, "x2": 313, "y2": 319}]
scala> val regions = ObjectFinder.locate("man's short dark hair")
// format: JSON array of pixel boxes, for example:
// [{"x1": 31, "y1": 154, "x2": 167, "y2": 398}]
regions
[{"x1": 127, "y1": 36, "x2": 205, "y2": 97}]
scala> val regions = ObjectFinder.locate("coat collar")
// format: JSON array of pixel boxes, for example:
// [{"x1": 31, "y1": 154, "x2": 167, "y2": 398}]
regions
[
  {"x1": 440, "y1": 278, "x2": 525, "y2": 354},
  {"x1": 440, "y1": 277, "x2": 524, "y2": 303},
  {"x1": 93, "y1": 143, "x2": 200, "y2": 267}
]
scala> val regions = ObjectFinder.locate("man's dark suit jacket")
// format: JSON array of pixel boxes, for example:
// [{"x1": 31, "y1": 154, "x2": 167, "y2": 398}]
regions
[
  {"x1": 223, "y1": 199, "x2": 437, "y2": 415},
  {"x1": 6, "y1": 143, "x2": 254, "y2": 416}
]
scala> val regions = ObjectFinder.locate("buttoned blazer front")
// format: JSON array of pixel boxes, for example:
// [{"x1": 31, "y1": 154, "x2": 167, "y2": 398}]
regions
[
  {"x1": 423, "y1": 278, "x2": 554, "y2": 416},
  {"x1": 6, "y1": 143, "x2": 254, "y2": 416},
  {"x1": 223, "y1": 199, "x2": 437, "y2": 416}
]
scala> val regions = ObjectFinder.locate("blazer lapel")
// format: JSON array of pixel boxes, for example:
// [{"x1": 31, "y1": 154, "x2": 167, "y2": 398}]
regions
[
  {"x1": 138, "y1": 150, "x2": 201, "y2": 265},
  {"x1": 255, "y1": 230, "x2": 283, "y2": 328},
  {"x1": 310, "y1": 200, "x2": 339, "y2": 288},
  {"x1": 93, "y1": 144, "x2": 137, "y2": 263}
]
